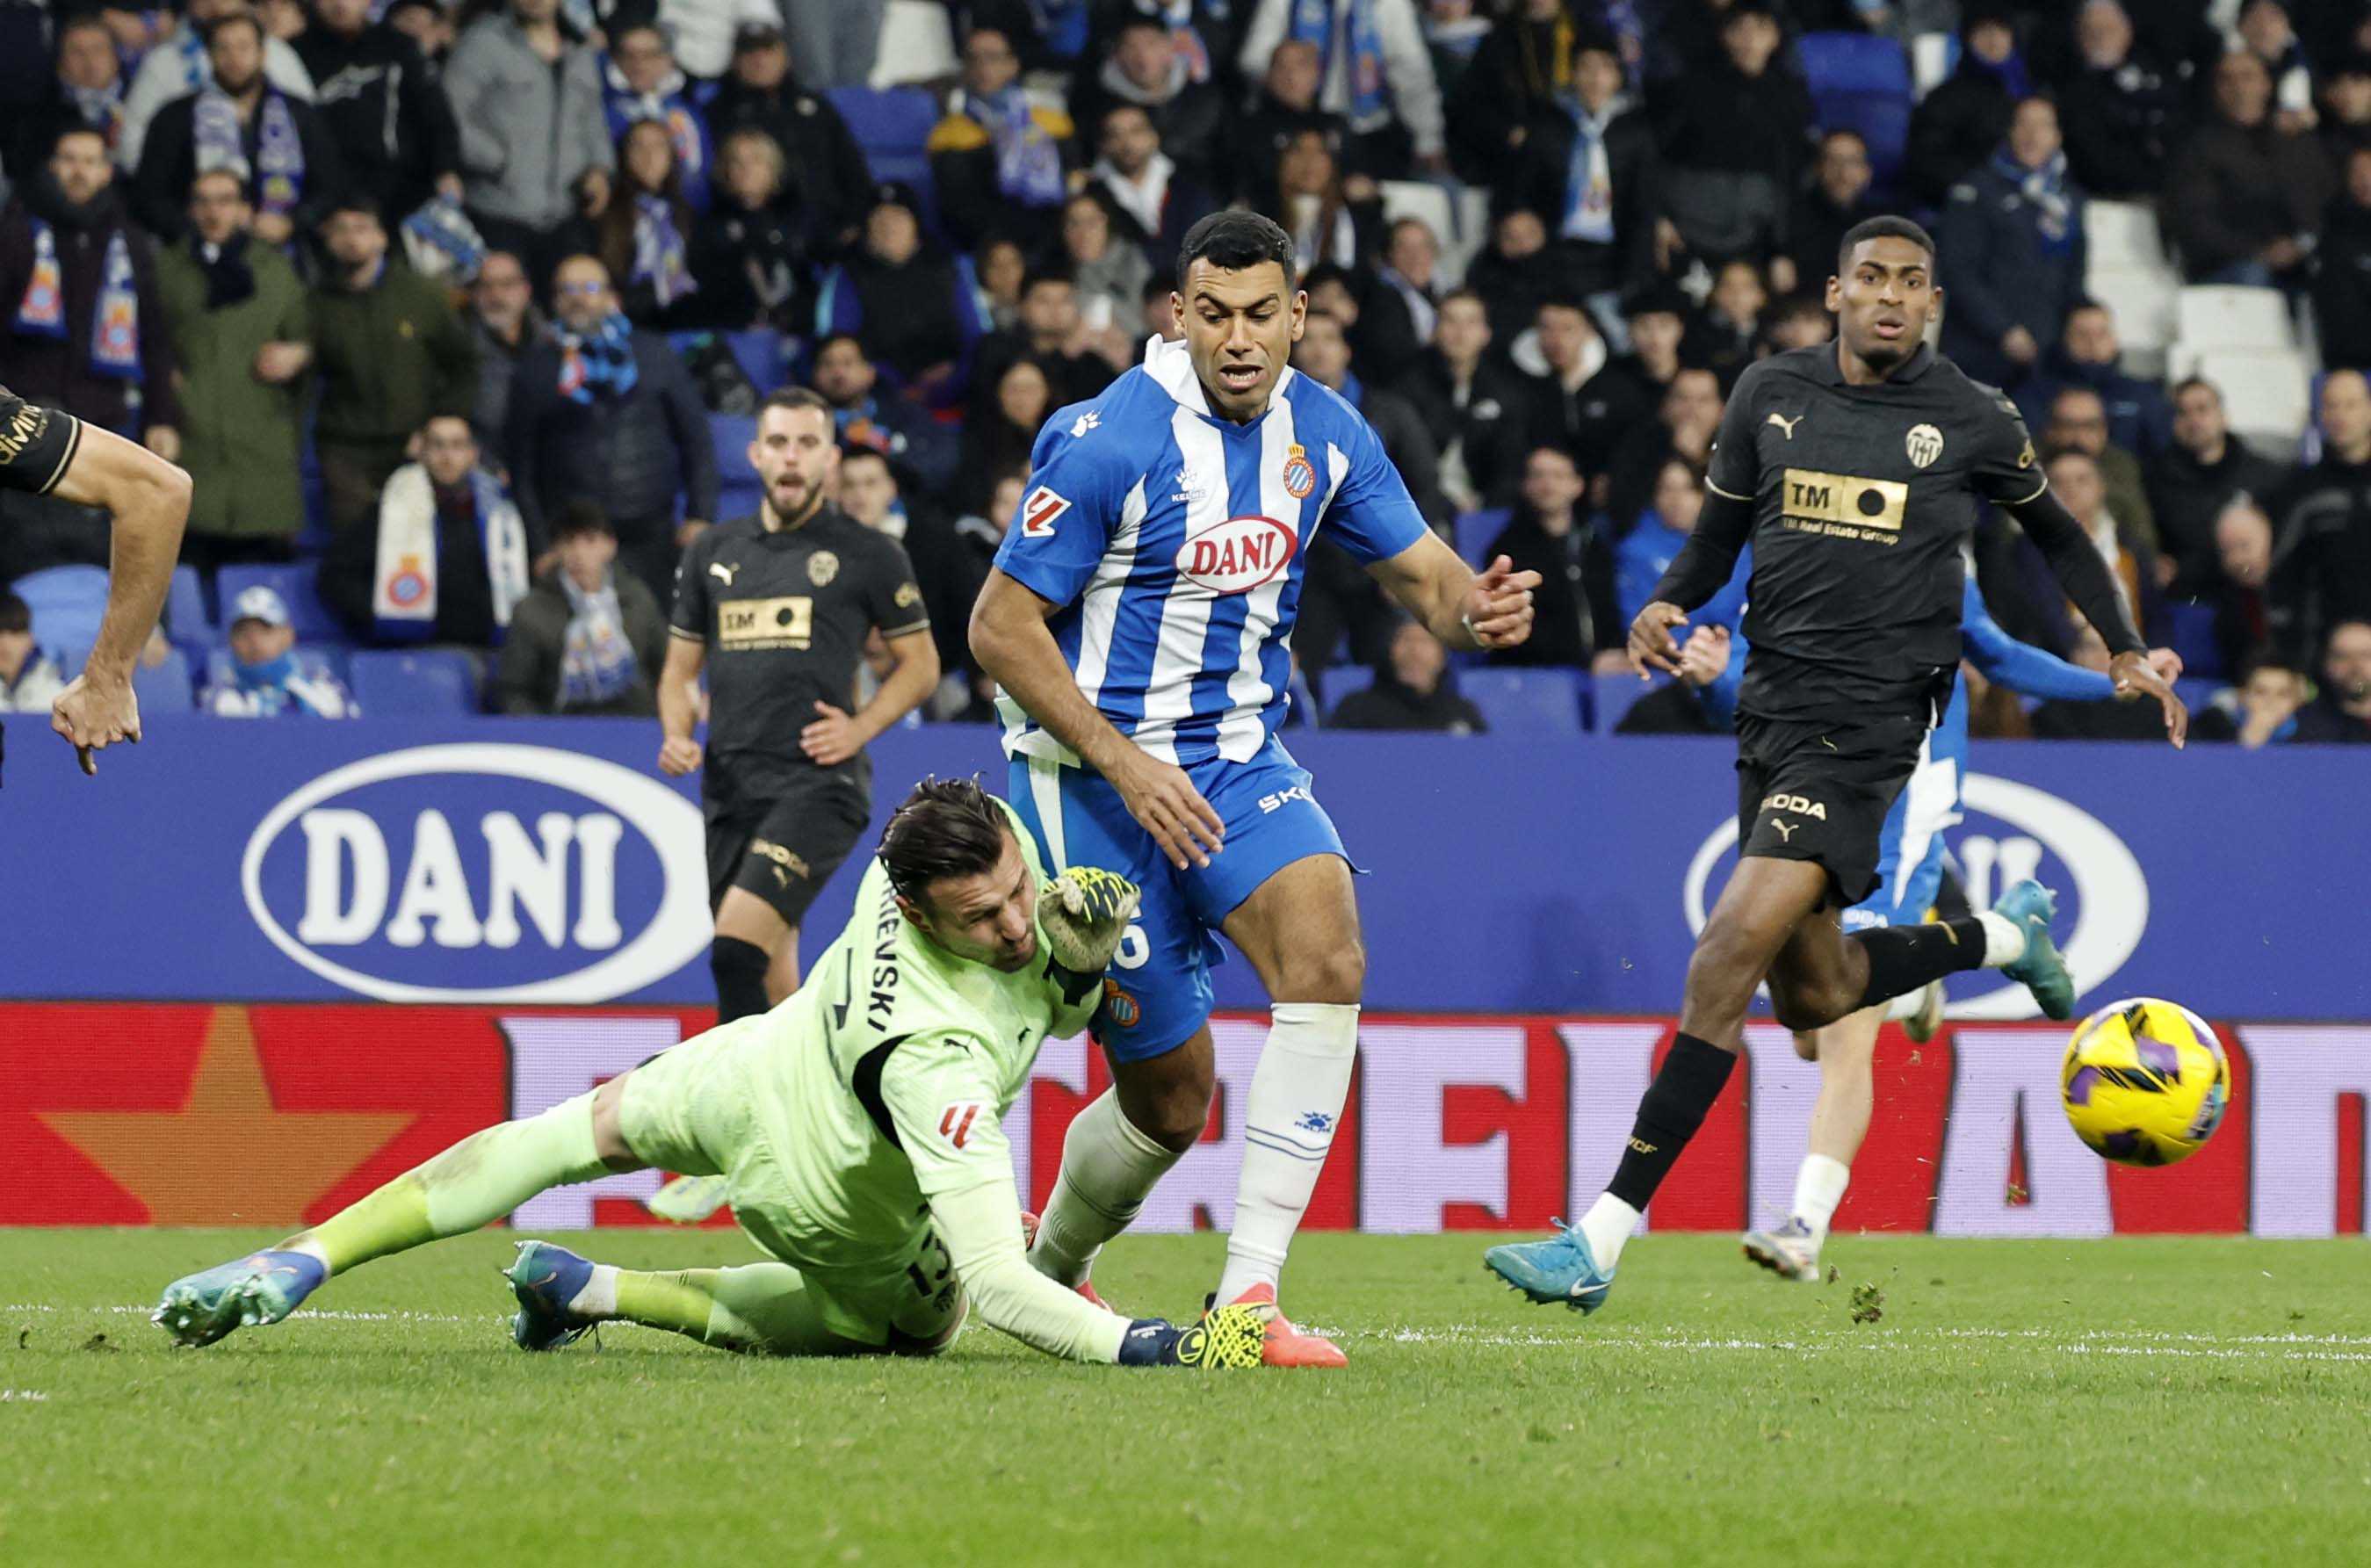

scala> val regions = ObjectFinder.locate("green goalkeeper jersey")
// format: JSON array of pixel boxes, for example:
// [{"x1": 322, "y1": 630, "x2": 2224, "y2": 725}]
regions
[{"x1": 727, "y1": 798, "x2": 1101, "y2": 1278}]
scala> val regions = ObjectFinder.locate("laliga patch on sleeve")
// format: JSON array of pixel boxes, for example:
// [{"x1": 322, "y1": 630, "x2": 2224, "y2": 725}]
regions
[
  {"x1": 1020, "y1": 486, "x2": 1070, "y2": 538},
  {"x1": 936, "y1": 1101, "x2": 986, "y2": 1150}
]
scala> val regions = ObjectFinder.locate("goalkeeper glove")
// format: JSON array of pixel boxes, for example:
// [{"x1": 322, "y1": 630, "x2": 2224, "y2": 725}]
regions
[
  {"x1": 1116, "y1": 1305, "x2": 1268, "y2": 1369},
  {"x1": 1039, "y1": 865, "x2": 1141, "y2": 973}
]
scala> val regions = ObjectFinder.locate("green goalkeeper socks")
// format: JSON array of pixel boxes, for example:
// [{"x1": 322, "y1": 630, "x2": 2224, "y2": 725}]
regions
[
  {"x1": 604, "y1": 1264, "x2": 860, "y2": 1356},
  {"x1": 285, "y1": 1095, "x2": 611, "y2": 1275}
]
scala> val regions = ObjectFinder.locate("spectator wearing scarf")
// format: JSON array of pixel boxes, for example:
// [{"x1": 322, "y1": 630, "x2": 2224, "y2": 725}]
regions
[
  {"x1": 596, "y1": 120, "x2": 702, "y2": 329},
  {"x1": 11, "y1": 17, "x2": 129, "y2": 180},
  {"x1": 602, "y1": 23, "x2": 714, "y2": 211},
  {"x1": 1238, "y1": 0, "x2": 1444, "y2": 177},
  {"x1": 201, "y1": 586, "x2": 360, "y2": 719},
  {"x1": 1498, "y1": 31, "x2": 1659, "y2": 306},
  {"x1": 495, "y1": 501, "x2": 668, "y2": 714},
  {"x1": 117, "y1": 0, "x2": 319, "y2": 174},
  {"x1": 928, "y1": 26, "x2": 1079, "y2": 249},
  {"x1": 155, "y1": 168, "x2": 313, "y2": 563},
  {"x1": 131, "y1": 14, "x2": 347, "y2": 244},
  {"x1": 319, "y1": 415, "x2": 531, "y2": 647},
  {"x1": 1905, "y1": 4, "x2": 2031, "y2": 206},
  {"x1": 0, "y1": 132, "x2": 181, "y2": 450},
  {"x1": 1938, "y1": 97, "x2": 2090, "y2": 389},
  {"x1": 1072, "y1": 16, "x2": 1227, "y2": 193}
]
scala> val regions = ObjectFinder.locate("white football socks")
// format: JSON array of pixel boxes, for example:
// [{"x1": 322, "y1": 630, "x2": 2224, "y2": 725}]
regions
[
  {"x1": 570, "y1": 1263, "x2": 620, "y2": 1318},
  {"x1": 1213, "y1": 1002, "x2": 1360, "y2": 1304},
  {"x1": 1578, "y1": 1194, "x2": 1642, "y2": 1270},
  {"x1": 1027, "y1": 1088, "x2": 1181, "y2": 1288},
  {"x1": 1790, "y1": 1153, "x2": 1852, "y2": 1242},
  {"x1": 1975, "y1": 911, "x2": 2028, "y2": 968}
]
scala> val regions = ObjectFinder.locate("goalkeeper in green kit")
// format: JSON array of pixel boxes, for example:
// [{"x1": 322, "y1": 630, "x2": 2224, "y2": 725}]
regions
[{"x1": 153, "y1": 779, "x2": 1269, "y2": 1369}]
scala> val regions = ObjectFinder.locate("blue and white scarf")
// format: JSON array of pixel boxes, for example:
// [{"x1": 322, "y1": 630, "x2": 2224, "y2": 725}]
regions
[
  {"x1": 970, "y1": 87, "x2": 1066, "y2": 208},
  {"x1": 371, "y1": 462, "x2": 531, "y2": 643},
  {"x1": 13, "y1": 220, "x2": 143, "y2": 381},
  {"x1": 1992, "y1": 145, "x2": 2074, "y2": 252},
  {"x1": 1557, "y1": 93, "x2": 1616, "y2": 244},
  {"x1": 65, "y1": 79, "x2": 126, "y2": 150},
  {"x1": 194, "y1": 84, "x2": 306, "y2": 218},
  {"x1": 558, "y1": 569, "x2": 640, "y2": 708},
  {"x1": 1290, "y1": 0, "x2": 1388, "y2": 130},
  {"x1": 604, "y1": 62, "x2": 711, "y2": 211},
  {"x1": 556, "y1": 313, "x2": 640, "y2": 403},
  {"x1": 631, "y1": 194, "x2": 697, "y2": 308}
]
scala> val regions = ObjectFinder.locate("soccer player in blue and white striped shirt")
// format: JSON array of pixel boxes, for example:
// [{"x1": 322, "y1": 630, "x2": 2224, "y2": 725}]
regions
[{"x1": 971, "y1": 211, "x2": 1540, "y2": 1366}]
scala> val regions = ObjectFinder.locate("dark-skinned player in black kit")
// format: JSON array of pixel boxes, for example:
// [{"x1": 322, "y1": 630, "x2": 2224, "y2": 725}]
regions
[
  {"x1": 1485, "y1": 218, "x2": 2188, "y2": 1313},
  {"x1": 658, "y1": 387, "x2": 941, "y2": 1023}
]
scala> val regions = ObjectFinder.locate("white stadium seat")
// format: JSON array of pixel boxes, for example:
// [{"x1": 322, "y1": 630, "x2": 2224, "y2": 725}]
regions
[
  {"x1": 2176, "y1": 285, "x2": 2295, "y2": 354},
  {"x1": 2090, "y1": 266, "x2": 2179, "y2": 356},
  {"x1": 2191, "y1": 347, "x2": 2314, "y2": 453},
  {"x1": 869, "y1": 0, "x2": 959, "y2": 88},
  {"x1": 2084, "y1": 200, "x2": 2165, "y2": 271},
  {"x1": 1378, "y1": 180, "x2": 1469, "y2": 283}
]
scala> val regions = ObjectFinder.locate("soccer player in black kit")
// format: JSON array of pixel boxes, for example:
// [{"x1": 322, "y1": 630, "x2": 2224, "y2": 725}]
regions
[
  {"x1": 0, "y1": 384, "x2": 192, "y2": 774},
  {"x1": 1485, "y1": 219, "x2": 2187, "y2": 1313},
  {"x1": 658, "y1": 387, "x2": 941, "y2": 1022}
]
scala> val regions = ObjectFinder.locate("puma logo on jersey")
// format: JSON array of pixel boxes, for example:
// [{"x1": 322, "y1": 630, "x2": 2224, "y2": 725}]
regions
[
  {"x1": 709, "y1": 560, "x2": 739, "y2": 586},
  {"x1": 1771, "y1": 820, "x2": 1797, "y2": 842},
  {"x1": 1767, "y1": 411, "x2": 1804, "y2": 438},
  {"x1": 936, "y1": 1102, "x2": 985, "y2": 1150}
]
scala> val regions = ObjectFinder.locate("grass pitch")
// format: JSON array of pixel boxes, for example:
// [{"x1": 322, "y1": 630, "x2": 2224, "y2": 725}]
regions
[{"x1": 3, "y1": 1230, "x2": 2366, "y2": 1566}]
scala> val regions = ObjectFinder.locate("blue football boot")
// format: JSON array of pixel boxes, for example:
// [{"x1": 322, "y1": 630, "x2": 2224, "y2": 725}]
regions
[
  {"x1": 1483, "y1": 1219, "x2": 1615, "y2": 1314},
  {"x1": 503, "y1": 1240, "x2": 596, "y2": 1352},
  {"x1": 152, "y1": 1249, "x2": 327, "y2": 1348},
  {"x1": 1993, "y1": 878, "x2": 2076, "y2": 1021}
]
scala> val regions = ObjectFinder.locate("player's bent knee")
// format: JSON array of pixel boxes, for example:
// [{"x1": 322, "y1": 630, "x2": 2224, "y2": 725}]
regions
[{"x1": 1279, "y1": 941, "x2": 1365, "y2": 1005}]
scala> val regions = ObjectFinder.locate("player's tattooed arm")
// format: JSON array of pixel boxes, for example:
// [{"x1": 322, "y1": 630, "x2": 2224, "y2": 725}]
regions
[{"x1": 971, "y1": 568, "x2": 1225, "y2": 871}]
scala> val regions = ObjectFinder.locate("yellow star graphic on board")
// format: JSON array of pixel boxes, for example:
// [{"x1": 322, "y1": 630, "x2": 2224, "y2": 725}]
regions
[{"x1": 38, "y1": 1007, "x2": 415, "y2": 1226}]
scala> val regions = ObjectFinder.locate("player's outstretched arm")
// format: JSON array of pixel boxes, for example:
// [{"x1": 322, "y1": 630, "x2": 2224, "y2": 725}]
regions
[
  {"x1": 46, "y1": 421, "x2": 192, "y2": 774},
  {"x1": 1364, "y1": 532, "x2": 1541, "y2": 651},
  {"x1": 971, "y1": 567, "x2": 1225, "y2": 870},
  {"x1": 2004, "y1": 488, "x2": 2187, "y2": 747}
]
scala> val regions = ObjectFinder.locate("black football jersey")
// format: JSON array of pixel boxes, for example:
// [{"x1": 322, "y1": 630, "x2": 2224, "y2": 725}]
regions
[{"x1": 0, "y1": 385, "x2": 83, "y2": 496}]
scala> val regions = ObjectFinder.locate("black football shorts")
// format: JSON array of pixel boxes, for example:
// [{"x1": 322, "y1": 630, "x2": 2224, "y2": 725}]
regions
[
  {"x1": 704, "y1": 774, "x2": 871, "y2": 928},
  {"x1": 1733, "y1": 710, "x2": 1930, "y2": 908}
]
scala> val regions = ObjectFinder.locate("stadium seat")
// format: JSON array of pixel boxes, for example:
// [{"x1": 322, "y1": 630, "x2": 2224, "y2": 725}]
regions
[
  {"x1": 217, "y1": 564, "x2": 341, "y2": 642},
  {"x1": 828, "y1": 85, "x2": 939, "y2": 172},
  {"x1": 2172, "y1": 676, "x2": 2222, "y2": 716},
  {"x1": 166, "y1": 564, "x2": 213, "y2": 644},
  {"x1": 1796, "y1": 33, "x2": 1913, "y2": 187},
  {"x1": 867, "y1": 0, "x2": 959, "y2": 87},
  {"x1": 2085, "y1": 201, "x2": 2165, "y2": 271},
  {"x1": 1378, "y1": 180, "x2": 1470, "y2": 283},
  {"x1": 1452, "y1": 508, "x2": 1510, "y2": 571},
  {"x1": 8, "y1": 564, "x2": 110, "y2": 664},
  {"x1": 1320, "y1": 662, "x2": 1374, "y2": 702},
  {"x1": 1460, "y1": 667, "x2": 1586, "y2": 736},
  {"x1": 1592, "y1": 672, "x2": 1671, "y2": 733},
  {"x1": 2157, "y1": 602, "x2": 2225, "y2": 683},
  {"x1": 2175, "y1": 285, "x2": 2294, "y2": 354},
  {"x1": 349, "y1": 648, "x2": 481, "y2": 715},
  {"x1": 2090, "y1": 266, "x2": 2180, "y2": 367},
  {"x1": 726, "y1": 329, "x2": 791, "y2": 394},
  {"x1": 717, "y1": 479, "x2": 765, "y2": 519},
  {"x1": 710, "y1": 413, "x2": 758, "y2": 476},
  {"x1": 132, "y1": 648, "x2": 194, "y2": 713},
  {"x1": 1908, "y1": 30, "x2": 1954, "y2": 96},
  {"x1": 2188, "y1": 347, "x2": 2313, "y2": 453}
]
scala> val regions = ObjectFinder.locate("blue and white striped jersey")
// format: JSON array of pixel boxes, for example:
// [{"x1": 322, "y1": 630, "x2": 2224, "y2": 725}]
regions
[{"x1": 992, "y1": 336, "x2": 1430, "y2": 765}]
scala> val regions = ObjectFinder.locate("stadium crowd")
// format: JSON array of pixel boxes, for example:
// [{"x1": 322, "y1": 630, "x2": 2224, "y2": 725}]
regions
[{"x1": 2, "y1": 0, "x2": 2368, "y2": 745}]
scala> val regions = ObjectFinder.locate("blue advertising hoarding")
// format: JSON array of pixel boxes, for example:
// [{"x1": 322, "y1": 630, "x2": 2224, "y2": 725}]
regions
[{"x1": 1, "y1": 714, "x2": 2363, "y2": 1020}]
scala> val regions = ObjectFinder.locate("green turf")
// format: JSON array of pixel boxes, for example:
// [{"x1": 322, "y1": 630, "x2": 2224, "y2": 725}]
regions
[{"x1": 3, "y1": 1229, "x2": 2367, "y2": 1566}]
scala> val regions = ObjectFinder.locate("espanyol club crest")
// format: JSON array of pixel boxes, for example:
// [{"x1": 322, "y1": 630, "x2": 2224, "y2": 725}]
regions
[
  {"x1": 1282, "y1": 442, "x2": 1316, "y2": 499},
  {"x1": 1905, "y1": 423, "x2": 1945, "y2": 468},
  {"x1": 386, "y1": 555, "x2": 430, "y2": 608}
]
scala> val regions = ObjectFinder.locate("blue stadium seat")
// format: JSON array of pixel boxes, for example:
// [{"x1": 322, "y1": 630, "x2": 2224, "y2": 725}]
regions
[
  {"x1": 1452, "y1": 508, "x2": 1510, "y2": 571},
  {"x1": 349, "y1": 648, "x2": 480, "y2": 715},
  {"x1": 710, "y1": 413, "x2": 757, "y2": 477},
  {"x1": 828, "y1": 85, "x2": 939, "y2": 170},
  {"x1": 1319, "y1": 664, "x2": 1375, "y2": 719},
  {"x1": 1796, "y1": 33, "x2": 1913, "y2": 188},
  {"x1": 2157, "y1": 600, "x2": 2225, "y2": 682},
  {"x1": 2172, "y1": 676, "x2": 2222, "y2": 716},
  {"x1": 727, "y1": 329, "x2": 791, "y2": 394},
  {"x1": 132, "y1": 648, "x2": 194, "y2": 713},
  {"x1": 166, "y1": 564, "x2": 214, "y2": 644},
  {"x1": 717, "y1": 480, "x2": 765, "y2": 519},
  {"x1": 1593, "y1": 671, "x2": 1672, "y2": 733},
  {"x1": 1459, "y1": 667, "x2": 1587, "y2": 736},
  {"x1": 9, "y1": 565, "x2": 110, "y2": 663},
  {"x1": 218, "y1": 563, "x2": 341, "y2": 642}
]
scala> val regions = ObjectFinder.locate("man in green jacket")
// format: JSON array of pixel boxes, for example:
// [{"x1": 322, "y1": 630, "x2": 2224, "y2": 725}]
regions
[
  {"x1": 155, "y1": 169, "x2": 311, "y2": 567},
  {"x1": 308, "y1": 198, "x2": 477, "y2": 530}
]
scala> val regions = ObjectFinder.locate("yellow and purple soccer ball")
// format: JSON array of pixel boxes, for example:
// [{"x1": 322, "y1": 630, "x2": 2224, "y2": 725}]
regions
[{"x1": 2060, "y1": 998, "x2": 2230, "y2": 1167}]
